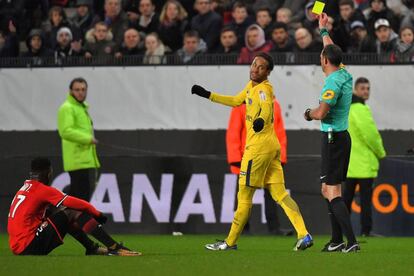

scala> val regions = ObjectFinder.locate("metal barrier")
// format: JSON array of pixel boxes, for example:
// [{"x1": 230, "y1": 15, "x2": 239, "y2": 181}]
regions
[{"x1": 0, "y1": 52, "x2": 412, "y2": 68}]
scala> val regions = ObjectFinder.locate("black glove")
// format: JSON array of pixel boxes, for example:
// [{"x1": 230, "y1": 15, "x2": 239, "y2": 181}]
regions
[
  {"x1": 230, "y1": 162, "x2": 241, "y2": 168},
  {"x1": 304, "y1": 108, "x2": 313, "y2": 121},
  {"x1": 191, "y1": 84, "x2": 211, "y2": 99},
  {"x1": 95, "y1": 213, "x2": 108, "y2": 225},
  {"x1": 253, "y1": 118, "x2": 264, "y2": 132}
]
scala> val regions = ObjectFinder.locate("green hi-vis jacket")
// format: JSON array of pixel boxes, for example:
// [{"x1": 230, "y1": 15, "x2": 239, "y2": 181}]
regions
[
  {"x1": 57, "y1": 94, "x2": 100, "y2": 172},
  {"x1": 347, "y1": 97, "x2": 386, "y2": 178}
]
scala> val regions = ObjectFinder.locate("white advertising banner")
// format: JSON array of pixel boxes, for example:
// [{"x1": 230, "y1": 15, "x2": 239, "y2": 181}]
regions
[{"x1": 1, "y1": 65, "x2": 413, "y2": 130}]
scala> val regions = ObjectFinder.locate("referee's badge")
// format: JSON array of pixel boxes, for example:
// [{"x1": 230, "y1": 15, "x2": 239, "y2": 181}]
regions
[
  {"x1": 259, "y1": 91, "x2": 266, "y2": 101},
  {"x1": 322, "y1": 90, "x2": 335, "y2": 100}
]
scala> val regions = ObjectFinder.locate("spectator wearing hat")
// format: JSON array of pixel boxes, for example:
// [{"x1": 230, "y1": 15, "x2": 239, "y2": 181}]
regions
[
  {"x1": 22, "y1": 29, "x2": 53, "y2": 59},
  {"x1": 294, "y1": 27, "x2": 323, "y2": 53},
  {"x1": 333, "y1": 0, "x2": 366, "y2": 52},
  {"x1": 237, "y1": 24, "x2": 272, "y2": 64},
  {"x1": 393, "y1": 26, "x2": 414, "y2": 61},
  {"x1": 70, "y1": 0, "x2": 95, "y2": 42},
  {"x1": 228, "y1": 2, "x2": 255, "y2": 49},
  {"x1": 158, "y1": 0, "x2": 189, "y2": 52},
  {"x1": 191, "y1": 0, "x2": 223, "y2": 51},
  {"x1": 115, "y1": 28, "x2": 145, "y2": 57},
  {"x1": 256, "y1": 7, "x2": 274, "y2": 40},
  {"x1": 349, "y1": 20, "x2": 368, "y2": 52},
  {"x1": 54, "y1": 27, "x2": 83, "y2": 61},
  {"x1": 42, "y1": 6, "x2": 72, "y2": 49},
  {"x1": 366, "y1": 0, "x2": 400, "y2": 36},
  {"x1": 84, "y1": 21, "x2": 118, "y2": 58},
  {"x1": 360, "y1": 18, "x2": 398, "y2": 56},
  {"x1": 270, "y1": 22, "x2": 295, "y2": 52}
]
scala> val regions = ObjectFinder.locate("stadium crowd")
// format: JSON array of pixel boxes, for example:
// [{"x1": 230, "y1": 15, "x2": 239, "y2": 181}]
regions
[{"x1": 1, "y1": 0, "x2": 414, "y2": 63}]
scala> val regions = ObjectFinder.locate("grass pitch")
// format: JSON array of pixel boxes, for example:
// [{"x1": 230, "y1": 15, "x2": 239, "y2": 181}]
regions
[{"x1": 1, "y1": 234, "x2": 414, "y2": 276}]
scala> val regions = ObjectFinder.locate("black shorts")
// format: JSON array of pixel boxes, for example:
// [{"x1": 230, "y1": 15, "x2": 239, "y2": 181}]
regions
[
  {"x1": 20, "y1": 211, "x2": 69, "y2": 255},
  {"x1": 320, "y1": 130, "x2": 351, "y2": 185}
]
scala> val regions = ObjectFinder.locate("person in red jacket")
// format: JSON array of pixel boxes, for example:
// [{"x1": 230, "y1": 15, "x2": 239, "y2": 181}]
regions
[
  {"x1": 226, "y1": 96, "x2": 292, "y2": 235},
  {"x1": 7, "y1": 157, "x2": 140, "y2": 256},
  {"x1": 237, "y1": 24, "x2": 272, "y2": 64}
]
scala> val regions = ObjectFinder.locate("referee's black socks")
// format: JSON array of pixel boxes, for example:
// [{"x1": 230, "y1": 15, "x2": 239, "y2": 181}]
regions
[
  {"x1": 330, "y1": 197, "x2": 357, "y2": 245},
  {"x1": 325, "y1": 199, "x2": 343, "y2": 243}
]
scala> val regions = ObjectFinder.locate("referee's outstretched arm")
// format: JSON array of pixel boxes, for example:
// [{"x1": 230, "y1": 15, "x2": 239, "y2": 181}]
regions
[{"x1": 318, "y1": 13, "x2": 334, "y2": 47}]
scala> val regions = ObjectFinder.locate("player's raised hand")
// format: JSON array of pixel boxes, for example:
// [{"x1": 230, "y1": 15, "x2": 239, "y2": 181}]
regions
[
  {"x1": 318, "y1": 12, "x2": 329, "y2": 29},
  {"x1": 191, "y1": 85, "x2": 211, "y2": 99}
]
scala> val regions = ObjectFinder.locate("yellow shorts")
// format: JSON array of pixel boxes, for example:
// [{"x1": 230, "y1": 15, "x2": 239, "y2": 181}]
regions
[{"x1": 238, "y1": 150, "x2": 285, "y2": 188}]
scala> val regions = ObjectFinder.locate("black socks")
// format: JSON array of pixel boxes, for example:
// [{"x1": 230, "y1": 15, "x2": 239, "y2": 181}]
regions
[{"x1": 330, "y1": 197, "x2": 357, "y2": 244}]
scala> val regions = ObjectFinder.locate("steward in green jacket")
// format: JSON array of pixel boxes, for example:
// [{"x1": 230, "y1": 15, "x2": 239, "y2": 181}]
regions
[
  {"x1": 57, "y1": 78, "x2": 100, "y2": 200},
  {"x1": 344, "y1": 77, "x2": 386, "y2": 236}
]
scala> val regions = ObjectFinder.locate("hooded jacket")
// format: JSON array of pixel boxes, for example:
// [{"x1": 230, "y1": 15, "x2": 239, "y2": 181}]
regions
[
  {"x1": 347, "y1": 95, "x2": 386, "y2": 178},
  {"x1": 237, "y1": 24, "x2": 272, "y2": 64},
  {"x1": 22, "y1": 29, "x2": 53, "y2": 58}
]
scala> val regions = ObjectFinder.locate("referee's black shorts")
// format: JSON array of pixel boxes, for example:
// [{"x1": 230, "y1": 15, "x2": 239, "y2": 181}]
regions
[{"x1": 320, "y1": 130, "x2": 351, "y2": 185}]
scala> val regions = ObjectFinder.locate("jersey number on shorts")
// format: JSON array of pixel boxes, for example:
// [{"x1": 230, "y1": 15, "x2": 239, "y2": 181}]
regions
[{"x1": 8, "y1": 194, "x2": 26, "y2": 218}]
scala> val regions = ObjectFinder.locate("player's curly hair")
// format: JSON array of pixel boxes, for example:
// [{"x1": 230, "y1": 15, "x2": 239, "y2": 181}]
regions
[{"x1": 254, "y1": 52, "x2": 274, "y2": 72}]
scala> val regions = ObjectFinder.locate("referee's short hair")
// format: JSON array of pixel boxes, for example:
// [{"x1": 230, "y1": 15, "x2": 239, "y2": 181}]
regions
[
  {"x1": 321, "y1": 44, "x2": 343, "y2": 67},
  {"x1": 254, "y1": 52, "x2": 274, "y2": 72}
]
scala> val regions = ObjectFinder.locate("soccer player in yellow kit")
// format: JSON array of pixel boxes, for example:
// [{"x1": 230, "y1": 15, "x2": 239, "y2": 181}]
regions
[{"x1": 191, "y1": 52, "x2": 313, "y2": 251}]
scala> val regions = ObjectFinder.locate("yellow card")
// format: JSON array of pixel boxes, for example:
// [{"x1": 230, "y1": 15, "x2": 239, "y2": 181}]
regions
[{"x1": 312, "y1": 1, "x2": 325, "y2": 15}]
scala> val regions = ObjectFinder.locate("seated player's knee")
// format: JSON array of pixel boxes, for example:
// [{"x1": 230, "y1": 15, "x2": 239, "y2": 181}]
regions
[
  {"x1": 62, "y1": 208, "x2": 82, "y2": 222},
  {"x1": 321, "y1": 186, "x2": 328, "y2": 198}
]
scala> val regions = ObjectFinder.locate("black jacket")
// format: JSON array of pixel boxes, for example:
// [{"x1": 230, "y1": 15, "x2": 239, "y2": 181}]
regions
[{"x1": 191, "y1": 11, "x2": 222, "y2": 51}]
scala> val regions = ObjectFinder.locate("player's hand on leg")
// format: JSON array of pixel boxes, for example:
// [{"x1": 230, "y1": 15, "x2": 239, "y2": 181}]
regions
[{"x1": 191, "y1": 85, "x2": 211, "y2": 99}]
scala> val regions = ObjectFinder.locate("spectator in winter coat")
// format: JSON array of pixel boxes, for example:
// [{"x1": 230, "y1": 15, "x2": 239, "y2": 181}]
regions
[
  {"x1": 158, "y1": 0, "x2": 189, "y2": 52},
  {"x1": 393, "y1": 26, "x2": 414, "y2": 61},
  {"x1": 143, "y1": 32, "x2": 170, "y2": 64},
  {"x1": 115, "y1": 28, "x2": 145, "y2": 57},
  {"x1": 366, "y1": 0, "x2": 400, "y2": 36},
  {"x1": 360, "y1": 18, "x2": 398, "y2": 56},
  {"x1": 191, "y1": 0, "x2": 223, "y2": 51},
  {"x1": 256, "y1": 7, "x2": 274, "y2": 40},
  {"x1": 84, "y1": 21, "x2": 117, "y2": 57}
]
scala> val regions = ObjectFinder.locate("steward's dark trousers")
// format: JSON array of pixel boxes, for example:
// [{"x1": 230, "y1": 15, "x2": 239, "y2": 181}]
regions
[
  {"x1": 68, "y1": 169, "x2": 97, "y2": 201},
  {"x1": 343, "y1": 178, "x2": 374, "y2": 235}
]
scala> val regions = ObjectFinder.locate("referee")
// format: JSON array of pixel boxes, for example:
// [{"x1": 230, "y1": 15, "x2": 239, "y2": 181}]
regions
[{"x1": 304, "y1": 13, "x2": 359, "y2": 253}]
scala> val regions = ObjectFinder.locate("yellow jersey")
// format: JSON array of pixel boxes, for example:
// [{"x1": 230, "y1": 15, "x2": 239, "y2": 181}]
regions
[{"x1": 210, "y1": 79, "x2": 280, "y2": 155}]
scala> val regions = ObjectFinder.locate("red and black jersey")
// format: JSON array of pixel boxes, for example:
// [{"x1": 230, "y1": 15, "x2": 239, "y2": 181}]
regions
[{"x1": 7, "y1": 179, "x2": 101, "y2": 254}]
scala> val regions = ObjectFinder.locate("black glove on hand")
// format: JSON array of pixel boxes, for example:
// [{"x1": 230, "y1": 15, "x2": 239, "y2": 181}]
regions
[
  {"x1": 253, "y1": 118, "x2": 264, "y2": 132},
  {"x1": 304, "y1": 108, "x2": 313, "y2": 121},
  {"x1": 191, "y1": 85, "x2": 211, "y2": 99},
  {"x1": 95, "y1": 213, "x2": 108, "y2": 225}
]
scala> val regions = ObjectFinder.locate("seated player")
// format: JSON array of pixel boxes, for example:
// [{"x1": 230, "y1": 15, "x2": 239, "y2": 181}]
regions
[{"x1": 7, "y1": 157, "x2": 141, "y2": 256}]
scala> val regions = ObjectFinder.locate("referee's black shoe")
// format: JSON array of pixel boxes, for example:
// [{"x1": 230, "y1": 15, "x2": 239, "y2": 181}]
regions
[
  {"x1": 342, "y1": 242, "x2": 361, "y2": 253},
  {"x1": 321, "y1": 241, "x2": 345, "y2": 252}
]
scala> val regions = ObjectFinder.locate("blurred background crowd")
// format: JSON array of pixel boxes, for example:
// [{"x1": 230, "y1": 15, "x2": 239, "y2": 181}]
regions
[{"x1": 1, "y1": 0, "x2": 414, "y2": 64}]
